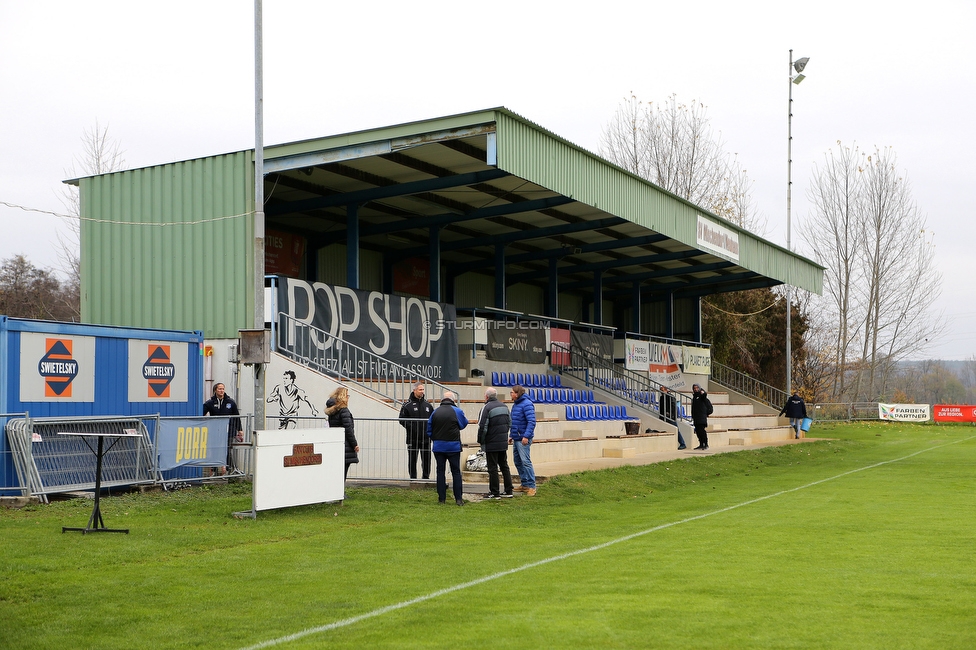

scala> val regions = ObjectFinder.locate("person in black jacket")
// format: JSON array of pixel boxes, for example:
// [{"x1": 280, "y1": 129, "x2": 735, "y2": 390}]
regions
[
  {"x1": 690, "y1": 383, "x2": 712, "y2": 451},
  {"x1": 779, "y1": 391, "x2": 808, "y2": 439},
  {"x1": 398, "y1": 381, "x2": 434, "y2": 479},
  {"x1": 325, "y1": 386, "x2": 358, "y2": 480},
  {"x1": 477, "y1": 387, "x2": 513, "y2": 499},
  {"x1": 659, "y1": 386, "x2": 686, "y2": 450},
  {"x1": 203, "y1": 382, "x2": 243, "y2": 473},
  {"x1": 426, "y1": 390, "x2": 468, "y2": 505}
]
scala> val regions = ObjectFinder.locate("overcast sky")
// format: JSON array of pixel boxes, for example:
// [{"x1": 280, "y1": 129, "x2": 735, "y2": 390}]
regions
[{"x1": 2, "y1": 1, "x2": 974, "y2": 358}]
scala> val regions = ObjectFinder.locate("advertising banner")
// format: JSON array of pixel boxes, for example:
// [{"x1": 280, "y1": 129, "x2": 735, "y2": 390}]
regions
[
  {"x1": 625, "y1": 339, "x2": 650, "y2": 371},
  {"x1": 277, "y1": 278, "x2": 459, "y2": 382},
  {"x1": 550, "y1": 327, "x2": 571, "y2": 366},
  {"x1": 265, "y1": 229, "x2": 306, "y2": 277},
  {"x1": 128, "y1": 340, "x2": 189, "y2": 402},
  {"x1": 392, "y1": 257, "x2": 430, "y2": 297},
  {"x1": 932, "y1": 404, "x2": 976, "y2": 423},
  {"x1": 878, "y1": 403, "x2": 931, "y2": 422},
  {"x1": 649, "y1": 341, "x2": 685, "y2": 388},
  {"x1": 486, "y1": 322, "x2": 547, "y2": 364},
  {"x1": 571, "y1": 330, "x2": 613, "y2": 363},
  {"x1": 681, "y1": 345, "x2": 711, "y2": 375},
  {"x1": 19, "y1": 332, "x2": 96, "y2": 402},
  {"x1": 156, "y1": 417, "x2": 228, "y2": 471}
]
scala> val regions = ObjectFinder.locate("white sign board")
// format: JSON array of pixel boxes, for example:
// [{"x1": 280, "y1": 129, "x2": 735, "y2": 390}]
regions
[
  {"x1": 19, "y1": 332, "x2": 96, "y2": 402},
  {"x1": 253, "y1": 428, "x2": 345, "y2": 511},
  {"x1": 696, "y1": 215, "x2": 740, "y2": 262},
  {"x1": 625, "y1": 339, "x2": 650, "y2": 371}
]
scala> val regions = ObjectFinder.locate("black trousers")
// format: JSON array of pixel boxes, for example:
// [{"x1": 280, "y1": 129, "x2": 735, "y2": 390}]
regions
[
  {"x1": 407, "y1": 433, "x2": 432, "y2": 479},
  {"x1": 433, "y1": 451, "x2": 463, "y2": 502},
  {"x1": 486, "y1": 449, "x2": 513, "y2": 496},
  {"x1": 694, "y1": 423, "x2": 708, "y2": 447}
]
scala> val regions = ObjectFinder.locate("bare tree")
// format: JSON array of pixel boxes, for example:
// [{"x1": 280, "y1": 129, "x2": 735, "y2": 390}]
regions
[
  {"x1": 600, "y1": 93, "x2": 761, "y2": 232},
  {"x1": 801, "y1": 143, "x2": 864, "y2": 399},
  {"x1": 0, "y1": 255, "x2": 78, "y2": 321},
  {"x1": 801, "y1": 143, "x2": 944, "y2": 401},
  {"x1": 58, "y1": 121, "x2": 126, "y2": 317}
]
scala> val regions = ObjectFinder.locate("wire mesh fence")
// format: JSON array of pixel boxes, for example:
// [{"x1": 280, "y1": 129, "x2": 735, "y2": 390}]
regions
[{"x1": 810, "y1": 403, "x2": 881, "y2": 422}]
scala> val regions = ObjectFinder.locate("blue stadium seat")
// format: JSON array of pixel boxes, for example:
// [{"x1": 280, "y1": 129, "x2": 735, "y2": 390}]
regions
[
  {"x1": 587, "y1": 390, "x2": 595, "y2": 403},
  {"x1": 573, "y1": 389, "x2": 581, "y2": 403},
  {"x1": 587, "y1": 405, "x2": 596, "y2": 420},
  {"x1": 544, "y1": 389, "x2": 552, "y2": 403},
  {"x1": 621, "y1": 406, "x2": 630, "y2": 419},
  {"x1": 554, "y1": 375, "x2": 562, "y2": 388},
  {"x1": 492, "y1": 371, "x2": 500, "y2": 386},
  {"x1": 614, "y1": 405, "x2": 623, "y2": 419},
  {"x1": 534, "y1": 374, "x2": 542, "y2": 387},
  {"x1": 516, "y1": 373, "x2": 524, "y2": 387},
  {"x1": 565, "y1": 405, "x2": 575, "y2": 421},
  {"x1": 547, "y1": 374, "x2": 555, "y2": 387},
  {"x1": 506, "y1": 372, "x2": 514, "y2": 386}
]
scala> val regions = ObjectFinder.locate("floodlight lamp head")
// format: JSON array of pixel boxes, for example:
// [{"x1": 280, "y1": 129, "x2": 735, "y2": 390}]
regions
[
  {"x1": 792, "y1": 73, "x2": 806, "y2": 85},
  {"x1": 793, "y1": 57, "x2": 810, "y2": 73}
]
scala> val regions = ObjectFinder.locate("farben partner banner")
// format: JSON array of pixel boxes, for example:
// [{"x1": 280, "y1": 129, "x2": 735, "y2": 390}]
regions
[
  {"x1": 486, "y1": 323, "x2": 547, "y2": 364},
  {"x1": 878, "y1": 403, "x2": 931, "y2": 422},
  {"x1": 277, "y1": 278, "x2": 459, "y2": 382}
]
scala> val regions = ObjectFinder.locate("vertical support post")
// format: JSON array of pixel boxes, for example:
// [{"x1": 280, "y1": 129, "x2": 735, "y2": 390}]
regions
[
  {"x1": 347, "y1": 203, "x2": 359, "y2": 289},
  {"x1": 693, "y1": 296, "x2": 703, "y2": 343},
  {"x1": 664, "y1": 291, "x2": 674, "y2": 339},
  {"x1": 429, "y1": 225, "x2": 441, "y2": 302},
  {"x1": 494, "y1": 244, "x2": 506, "y2": 309},
  {"x1": 593, "y1": 270, "x2": 603, "y2": 325},
  {"x1": 631, "y1": 282, "x2": 641, "y2": 332},
  {"x1": 547, "y1": 257, "x2": 558, "y2": 317},
  {"x1": 253, "y1": 0, "x2": 266, "y2": 433}
]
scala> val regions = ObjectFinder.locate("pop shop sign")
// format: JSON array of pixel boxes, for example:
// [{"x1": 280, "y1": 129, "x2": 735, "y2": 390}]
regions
[{"x1": 933, "y1": 405, "x2": 976, "y2": 423}]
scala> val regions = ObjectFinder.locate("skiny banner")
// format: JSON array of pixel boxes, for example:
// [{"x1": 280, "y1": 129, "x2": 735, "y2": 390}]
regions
[
  {"x1": 571, "y1": 330, "x2": 614, "y2": 363},
  {"x1": 277, "y1": 278, "x2": 459, "y2": 382},
  {"x1": 486, "y1": 323, "x2": 547, "y2": 364}
]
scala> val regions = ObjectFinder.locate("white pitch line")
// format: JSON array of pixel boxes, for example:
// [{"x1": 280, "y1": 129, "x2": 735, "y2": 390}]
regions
[{"x1": 241, "y1": 436, "x2": 973, "y2": 650}]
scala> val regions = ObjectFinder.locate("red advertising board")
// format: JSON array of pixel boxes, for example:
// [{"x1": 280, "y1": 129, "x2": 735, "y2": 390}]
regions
[
  {"x1": 393, "y1": 257, "x2": 430, "y2": 297},
  {"x1": 550, "y1": 327, "x2": 570, "y2": 366},
  {"x1": 265, "y1": 229, "x2": 306, "y2": 277},
  {"x1": 932, "y1": 404, "x2": 976, "y2": 423}
]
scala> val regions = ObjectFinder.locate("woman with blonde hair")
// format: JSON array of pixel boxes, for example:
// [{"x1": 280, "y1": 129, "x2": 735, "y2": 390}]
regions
[{"x1": 325, "y1": 386, "x2": 359, "y2": 479}]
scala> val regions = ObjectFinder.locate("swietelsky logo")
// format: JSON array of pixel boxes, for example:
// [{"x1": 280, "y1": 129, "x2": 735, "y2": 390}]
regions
[
  {"x1": 143, "y1": 345, "x2": 175, "y2": 398},
  {"x1": 38, "y1": 339, "x2": 78, "y2": 397}
]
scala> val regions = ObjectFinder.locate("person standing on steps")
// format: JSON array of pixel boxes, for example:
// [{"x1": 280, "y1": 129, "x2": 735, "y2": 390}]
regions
[
  {"x1": 779, "y1": 390, "x2": 808, "y2": 439},
  {"x1": 477, "y1": 387, "x2": 514, "y2": 499},
  {"x1": 427, "y1": 390, "x2": 468, "y2": 506},
  {"x1": 690, "y1": 383, "x2": 712, "y2": 451},
  {"x1": 399, "y1": 381, "x2": 434, "y2": 479},
  {"x1": 659, "y1": 385, "x2": 686, "y2": 450},
  {"x1": 509, "y1": 384, "x2": 537, "y2": 496}
]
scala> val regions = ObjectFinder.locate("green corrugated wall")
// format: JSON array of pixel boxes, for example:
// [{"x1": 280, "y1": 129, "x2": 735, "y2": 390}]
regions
[{"x1": 80, "y1": 152, "x2": 253, "y2": 338}]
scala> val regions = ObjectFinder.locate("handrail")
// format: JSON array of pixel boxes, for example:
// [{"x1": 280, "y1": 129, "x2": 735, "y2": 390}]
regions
[
  {"x1": 709, "y1": 360, "x2": 788, "y2": 410},
  {"x1": 275, "y1": 313, "x2": 450, "y2": 407},
  {"x1": 551, "y1": 342, "x2": 693, "y2": 423}
]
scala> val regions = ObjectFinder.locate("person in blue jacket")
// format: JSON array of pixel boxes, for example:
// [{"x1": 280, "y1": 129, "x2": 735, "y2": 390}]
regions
[
  {"x1": 427, "y1": 390, "x2": 469, "y2": 505},
  {"x1": 509, "y1": 384, "x2": 537, "y2": 496}
]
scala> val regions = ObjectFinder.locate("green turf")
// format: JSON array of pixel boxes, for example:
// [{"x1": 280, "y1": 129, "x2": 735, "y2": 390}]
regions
[{"x1": 2, "y1": 422, "x2": 975, "y2": 649}]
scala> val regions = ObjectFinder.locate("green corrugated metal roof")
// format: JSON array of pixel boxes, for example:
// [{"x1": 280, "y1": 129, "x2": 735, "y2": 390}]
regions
[{"x1": 75, "y1": 107, "x2": 822, "y2": 339}]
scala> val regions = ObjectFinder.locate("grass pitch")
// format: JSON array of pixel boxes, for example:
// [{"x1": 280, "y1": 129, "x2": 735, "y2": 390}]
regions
[{"x1": 2, "y1": 422, "x2": 975, "y2": 649}]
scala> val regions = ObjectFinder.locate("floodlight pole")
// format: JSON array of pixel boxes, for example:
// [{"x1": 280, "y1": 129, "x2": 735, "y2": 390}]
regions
[
  {"x1": 786, "y1": 49, "x2": 794, "y2": 396},
  {"x1": 253, "y1": 0, "x2": 266, "y2": 432}
]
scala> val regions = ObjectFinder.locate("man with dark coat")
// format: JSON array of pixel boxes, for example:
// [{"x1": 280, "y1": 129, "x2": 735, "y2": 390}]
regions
[
  {"x1": 426, "y1": 390, "x2": 468, "y2": 505},
  {"x1": 399, "y1": 381, "x2": 434, "y2": 479},
  {"x1": 779, "y1": 391, "x2": 808, "y2": 439},
  {"x1": 690, "y1": 383, "x2": 712, "y2": 451},
  {"x1": 477, "y1": 387, "x2": 514, "y2": 499},
  {"x1": 659, "y1": 385, "x2": 686, "y2": 450}
]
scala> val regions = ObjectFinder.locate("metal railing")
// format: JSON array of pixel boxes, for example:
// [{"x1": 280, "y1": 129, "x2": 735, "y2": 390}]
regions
[
  {"x1": 811, "y1": 402, "x2": 881, "y2": 422},
  {"x1": 551, "y1": 343, "x2": 692, "y2": 424},
  {"x1": 275, "y1": 313, "x2": 450, "y2": 407},
  {"x1": 709, "y1": 360, "x2": 788, "y2": 410}
]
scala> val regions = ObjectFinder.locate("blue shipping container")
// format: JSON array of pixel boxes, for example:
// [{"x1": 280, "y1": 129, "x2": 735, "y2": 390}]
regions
[{"x1": 0, "y1": 316, "x2": 205, "y2": 495}]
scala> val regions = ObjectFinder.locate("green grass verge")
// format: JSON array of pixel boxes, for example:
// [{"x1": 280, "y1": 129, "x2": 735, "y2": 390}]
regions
[{"x1": 2, "y1": 422, "x2": 975, "y2": 649}]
